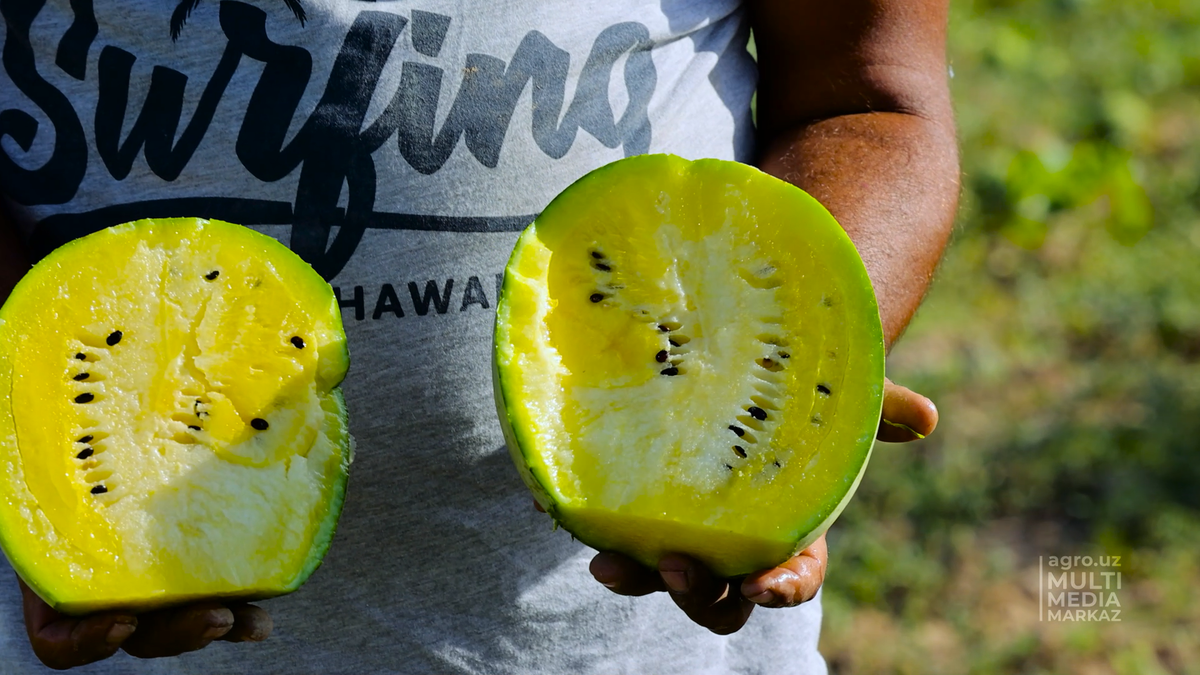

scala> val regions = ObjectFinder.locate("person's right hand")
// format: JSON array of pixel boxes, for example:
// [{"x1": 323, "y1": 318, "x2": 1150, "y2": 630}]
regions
[{"x1": 19, "y1": 578, "x2": 272, "y2": 670}]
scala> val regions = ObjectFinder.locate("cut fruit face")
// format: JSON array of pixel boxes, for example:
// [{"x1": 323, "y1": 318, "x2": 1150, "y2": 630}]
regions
[
  {"x1": 0, "y1": 218, "x2": 351, "y2": 614},
  {"x1": 494, "y1": 155, "x2": 884, "y2": 577}
]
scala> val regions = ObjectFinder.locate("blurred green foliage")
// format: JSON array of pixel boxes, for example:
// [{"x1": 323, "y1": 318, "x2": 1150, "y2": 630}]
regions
[{"x1": 819, "y1": 0, "x2": 1200, "y2": 672}]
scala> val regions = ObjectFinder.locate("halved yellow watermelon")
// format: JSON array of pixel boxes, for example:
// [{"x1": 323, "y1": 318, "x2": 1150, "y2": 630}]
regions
[
  {"x1": 493, "y1": 155, "x2": 884, "y2": 577},
  {"x1": 0, "y1": 218, "x2": 350, "y2": 614}
]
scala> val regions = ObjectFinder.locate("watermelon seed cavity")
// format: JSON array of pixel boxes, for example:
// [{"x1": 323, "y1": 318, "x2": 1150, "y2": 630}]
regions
[
  {"x1": 757, "y1": 358, "x2": 783, "y2": 373},
  {"x1": 593, "y1": 262, "x2": 611, "y2": 272},
  {"x1": 817, "y1": 384, "x2": 831, "y2": 396},
  {"x1": 733, "y1": 445, "x2": 747, "y2": 458}
]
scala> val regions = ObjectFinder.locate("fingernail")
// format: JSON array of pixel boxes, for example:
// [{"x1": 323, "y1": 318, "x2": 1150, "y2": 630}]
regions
[
  {"x1": 662, "y1": 569, "x2": 689, "y2": 593},
  {"x1": 600, "y1": 580, "x2": 618, "y2": 589},
  {"x1": 748, "y1": 590, "x2": 775, "y2": 605},
  {"x1": 202, "y1": 623, "x2": 232, "y2": 641},
  {"x1": 105, "y1": 620, "x2": 136, "y2": 646}
]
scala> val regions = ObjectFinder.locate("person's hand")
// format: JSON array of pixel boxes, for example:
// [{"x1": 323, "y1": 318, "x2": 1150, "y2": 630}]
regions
[
  {"x1": 18, "y1": 578, "x2": 272, "y2": 670},
  {"x1": 585, "y1": 378, "x2": 938, "y2": 633}
]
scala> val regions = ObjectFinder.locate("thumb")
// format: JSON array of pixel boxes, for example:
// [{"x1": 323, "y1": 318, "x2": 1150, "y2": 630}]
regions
[{"x1": 878, "y1": 378, "x2": 938, "y2": 442}]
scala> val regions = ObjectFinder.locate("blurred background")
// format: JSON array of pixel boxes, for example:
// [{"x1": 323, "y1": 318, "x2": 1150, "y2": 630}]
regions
[{"x1": 818, "y1": 0, "x2": 1200, "y2": 672}]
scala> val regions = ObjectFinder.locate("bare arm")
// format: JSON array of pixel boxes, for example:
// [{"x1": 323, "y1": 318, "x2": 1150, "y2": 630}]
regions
[{"x1": 751, "y1": 0, "x2": 959, "y2": 347}]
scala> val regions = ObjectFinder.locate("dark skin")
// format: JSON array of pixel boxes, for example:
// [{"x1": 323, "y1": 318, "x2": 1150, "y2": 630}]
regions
[{"x1": 0, "y1": 0, "x2": 956, "y2": 665}]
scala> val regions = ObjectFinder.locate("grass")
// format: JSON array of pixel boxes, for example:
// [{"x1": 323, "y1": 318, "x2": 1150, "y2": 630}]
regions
[{"x1": 817, "y1": 1, "x2": 1200, "y2": 672}]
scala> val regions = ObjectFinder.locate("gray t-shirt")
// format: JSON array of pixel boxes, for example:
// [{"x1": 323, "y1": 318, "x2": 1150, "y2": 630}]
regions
[{"x1": 0, "y1": 1, "x2": 827, "y2": 672}]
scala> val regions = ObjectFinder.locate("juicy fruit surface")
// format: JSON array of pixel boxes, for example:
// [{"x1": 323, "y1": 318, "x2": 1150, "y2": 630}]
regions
[
  {"x1": 0, "y1": 218, "x2": 350, "y2": 614},
  {"x1": 494, "y1": 155, "x2": 884, "y2": 577}
]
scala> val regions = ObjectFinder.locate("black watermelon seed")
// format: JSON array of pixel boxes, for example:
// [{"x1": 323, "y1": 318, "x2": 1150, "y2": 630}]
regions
[
  {"x1": 817, "y1": 384, "x2": 832, "y2": 396},
  {"x1": 75, "y1": 353, "x2": 86, "y2": 360},
  {"x1": 593, "y1": 262, "x2": 611, "y2": 272},
  {"x1": 77, "y1": 435, "x2": 93, "y2": 444},
  {"x1": 90, "y1": 485, "x2": 107, "y2": 495},
  {"x1": 725, "y1": 463, "x2": 733, "y2": 470},
  {"x1": 76, "y1": 447, "x2": 94, "y2": 460},
  {"x1": 669, "y1": 339, "x2": 680, "y2": 347},
  {"x1": 591, "y1": 251, "x2": 604, "y2": 259},
  {"x1": 74, "y1": 393, "x2": 94, "y2": 404},
  {"x1": 106, "y1": 331, "x2": 122, "y2": 346},
  {"x1": 748, "y1": 406, "x2": 767, "y2": 421},
  {"x1": 589, "y1": 293, "x2": 604, "y2": 303},
  {"x1": 205, "y1": 270, "x2": 220, "y2": 280},
  {"x1": 779, "y1": 352, "x2": 790, "y2": 359},
  {"x1": 73, "y1": 373, "x2": 90, "y2": 381},
  {"x1": 658, "y1": 324, "x2": 670, "y2": 332},
  {"x1": 655, "y1": 350, "x2": 668, "y2": 363},
  {"x1": 251, "y1": 418, "x2": 269, "y2": 430},
  {"x1": 661, "y1": 367, "x2": 679, "y2": 376},
  {"x1": 733, "y1": 445, "x2": 747, "y2": 458},
  {"x1": 188, "y1": 425, "x2": 201, "y2": 431},
  {"x1": 773, "y1": 459, "x2": 782, "y2": 468},
  {"x1": 729, "y1": 425, "x2": 744, "y2": 437},
  {"x1": 291, "y1": 336, "x2": 305, "y2": 349}
]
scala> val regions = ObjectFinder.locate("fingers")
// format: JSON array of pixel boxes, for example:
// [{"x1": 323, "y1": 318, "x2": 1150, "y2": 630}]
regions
[
  {"x1": 658, "y1": 554, "x2": 755, "y2": 635},
  {"x1": 878, "y1": 378, "x2": 939, "y2": 442},
  {"x1": 217, "y1": 604, "x2": 273, "y2": 644},
  {"x1": 740, "y1": 534, "x2": 828, "y2": 608},
  {"x1": 21, "y1": 579, "x2": 137, "y2": 670},
  {"x1": 120, "y1": 602, "x2": 235, "y2": 659},
  {"x1": 590, "y1": 551, "x2": 666, "y2": 596}
]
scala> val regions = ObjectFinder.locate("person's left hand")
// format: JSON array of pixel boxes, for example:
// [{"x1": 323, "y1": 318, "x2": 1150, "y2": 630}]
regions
[{"x1": 585, "y1": 378, "x2": 938, "y2": 633}]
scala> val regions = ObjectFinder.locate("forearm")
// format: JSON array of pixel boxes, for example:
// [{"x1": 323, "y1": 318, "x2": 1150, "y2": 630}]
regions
[{"x1": 757, "y1": 111, "x2": 959, "y2": 348}]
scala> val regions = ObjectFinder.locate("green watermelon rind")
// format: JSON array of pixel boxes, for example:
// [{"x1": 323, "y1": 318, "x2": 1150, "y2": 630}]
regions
[
  {"x1": 0, "y1": 217, "x2": 352, "y2": 614},
  {"x1": 493, "y1": 154, "x2": 885, "y2": 576}
]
